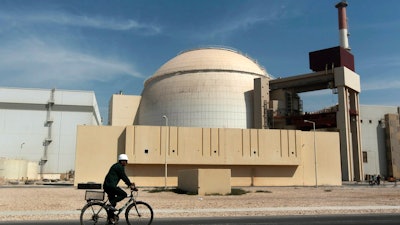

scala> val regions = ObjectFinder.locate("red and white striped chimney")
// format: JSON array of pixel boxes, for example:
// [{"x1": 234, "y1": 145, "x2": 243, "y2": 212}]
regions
[{"x1": 335, "y1": 1, "x2": 350, "y2": 50}]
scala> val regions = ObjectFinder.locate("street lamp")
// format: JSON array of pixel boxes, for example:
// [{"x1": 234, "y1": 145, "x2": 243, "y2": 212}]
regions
[
  {"x1": 162, "y1": 115, "x2": 169, "y2": 189},
  {"x1": 18, "y1": 142, "x2": 25, "y2": 182},
  {"x1": 304, "y1": 120, "x2": 318, "y2": 188}
]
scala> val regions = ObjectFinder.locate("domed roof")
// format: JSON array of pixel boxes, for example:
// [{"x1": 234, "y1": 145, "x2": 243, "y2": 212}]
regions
[{"x1": 145, "y1": 47, "x2": 268, "y2": 86}]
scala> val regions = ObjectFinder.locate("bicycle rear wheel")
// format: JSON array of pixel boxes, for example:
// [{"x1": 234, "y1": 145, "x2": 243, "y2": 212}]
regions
[
  {"x1": 80, "y1": 202, "x2": 108, "y2": 225},
  {"x1": 125, "y1": 201, "x2": 154, "y2": 225}
]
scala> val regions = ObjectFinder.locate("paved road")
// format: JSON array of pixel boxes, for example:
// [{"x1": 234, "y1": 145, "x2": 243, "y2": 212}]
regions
[
  {"x1": 153, "y1": 214, "x2": 400, "y2": 225},
  {"x1": 3, "y1": 214, "x2": 400, "y2": 225}
]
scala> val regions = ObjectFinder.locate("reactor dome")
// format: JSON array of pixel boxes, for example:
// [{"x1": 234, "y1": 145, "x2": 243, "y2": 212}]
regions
[{"x1": 136, "y1": 47, "x2": 270, "y2": 128}]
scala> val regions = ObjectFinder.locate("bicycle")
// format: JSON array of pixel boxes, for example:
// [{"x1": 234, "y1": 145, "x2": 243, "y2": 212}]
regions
[{"x1": 80, "y1": 188, "x2": 153, "y2": 225}]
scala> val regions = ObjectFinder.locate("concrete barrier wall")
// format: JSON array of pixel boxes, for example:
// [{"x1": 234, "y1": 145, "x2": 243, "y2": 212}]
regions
[{"x1": 75, "y1": 125, "x2": 341, "y2": 187}]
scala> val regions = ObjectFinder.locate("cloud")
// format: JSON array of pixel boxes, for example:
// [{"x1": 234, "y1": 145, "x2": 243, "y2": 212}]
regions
[
  {"x1": 360, "y1": 55, "x2": 400, "y2": 69},
  {"x1": 361, "y1": 79, "x2": 400, "y2": 91},
  {"x1": 357, "y1": 55, "x2": 400, "y2": 91},
  {"x1": 203, "y1": 3, "x2": 301, "y2": 39},
  {"x1": 0, "y1": 8, "x2": 150, "y2": 91},
  {"x1": 0, "y1": 39, "x2": 143, "y2": 88},
  {"x1": 0, "y1": 10, "x2": 161, "y2": 34},
  {"x1": 212, "y1": 15, "x2": 269, "y2": 37}
]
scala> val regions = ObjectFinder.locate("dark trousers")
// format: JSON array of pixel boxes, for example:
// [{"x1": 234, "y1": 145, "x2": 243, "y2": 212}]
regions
[{"x1": 104, "y1": 186, "x2": 127, "y2": 207}]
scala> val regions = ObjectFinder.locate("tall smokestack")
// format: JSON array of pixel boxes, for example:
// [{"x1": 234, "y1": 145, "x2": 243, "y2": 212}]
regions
[{"x1": 335, "y1": 1, "x2": 350, "y2": 50}]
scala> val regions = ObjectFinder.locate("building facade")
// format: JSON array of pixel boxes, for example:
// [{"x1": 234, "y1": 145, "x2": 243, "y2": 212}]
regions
[
  {"x1": 0, "y1": 87, "x2": 101, "y2": 180},
  {"x1": 360, "y1": 105, "x2": 400, "y2": 179}
]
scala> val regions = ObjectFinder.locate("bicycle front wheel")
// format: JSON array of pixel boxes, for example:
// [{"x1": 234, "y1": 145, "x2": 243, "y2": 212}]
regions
[
  {"x1": 125, "y1": 201, "x2": 154, "y2": 225},
  {"x1": 80, "y1": 202, "x2": 108, "y2": 225}
]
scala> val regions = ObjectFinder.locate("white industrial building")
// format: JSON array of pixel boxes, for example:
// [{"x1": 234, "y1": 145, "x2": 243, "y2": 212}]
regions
[
  {"x1": 360, "y1": 105, "x2": 400, "y2": 179},
  {"x1": 0, "y1": 87, "x2": 101, "y2": 181}
]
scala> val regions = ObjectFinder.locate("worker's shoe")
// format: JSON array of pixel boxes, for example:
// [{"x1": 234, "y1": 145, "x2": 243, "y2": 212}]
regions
[
  {"x1": 108, "y1": 217, "x2": 116, "y2": 224},
  {"x1": 106, "y1": 204, "x2": 117, "y2": 212},
  {"x1": 107, "y1": 214, "x2": 119, "y2": 224}
]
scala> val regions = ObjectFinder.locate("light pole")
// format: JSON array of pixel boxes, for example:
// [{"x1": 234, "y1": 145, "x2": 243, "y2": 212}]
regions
[
  {"x1": 304, "y1": 120, "x2": 318, "y2": 188},
  {"x1": 162, "y1": 115, "x2": 169, "y2": 189},
  {"x1": 18, "y1": 142, "x2": 25, "y2": 182}
]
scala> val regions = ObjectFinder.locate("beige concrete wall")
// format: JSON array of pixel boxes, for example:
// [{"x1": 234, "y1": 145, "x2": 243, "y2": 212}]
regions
[
  {"x1": 108, "y1": 94, "x2": 141, "y2": 126},
  {"x1": 301, "y1": 131, "x2": 342, "y2": 186},
  {"x1": 75, "y1": 125, "x2": 126, "y2": 185},
  {"x1": 74, "y1": 125, "x2": 341, "y2": 187},
  {"x1": 178, "y1": 169, "x2": 231, "y2": 195},
  {"x1": 125, "y1": 126, "x2": 300, "y2": 166}
]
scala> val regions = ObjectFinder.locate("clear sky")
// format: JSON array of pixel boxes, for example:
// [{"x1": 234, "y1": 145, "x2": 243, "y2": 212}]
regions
[{"x1": 1, "y1": 0, "x2": 399, "y2": 123}]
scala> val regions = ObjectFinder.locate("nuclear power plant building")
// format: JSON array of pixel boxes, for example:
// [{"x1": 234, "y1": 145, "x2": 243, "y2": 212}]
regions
[
  {"x1": 2, "y1": 1, "x2": 399, "y2": 188},
  {"x1": 74, "y1": 46, "x2": 363, "y2": 187}
]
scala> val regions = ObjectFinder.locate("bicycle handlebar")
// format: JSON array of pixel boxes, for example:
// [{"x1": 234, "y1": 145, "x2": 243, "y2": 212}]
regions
[{"x1": 131, "y1": 187, "x2": 138, "y2": 192}]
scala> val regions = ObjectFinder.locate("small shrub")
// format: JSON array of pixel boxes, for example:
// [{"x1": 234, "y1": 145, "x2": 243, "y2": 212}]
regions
[
  {"x1": 146, "y1": 187, "x2": 197, "y2": 195},
  {"x1": 228, "y1": 188, "x2": 249, "y2": 195},
  {"x1": 205, "y1": 193, "x2": 222, "y2": 196},
  {"x1": 255, "y1": 190, "x2": 272, "y2": 193},
  {"x1": 172, "y1": 188, "x2": 197, "y2": 195},
  {"x1": 146, "y1": 187, "x2": 171, "y2": 193}
]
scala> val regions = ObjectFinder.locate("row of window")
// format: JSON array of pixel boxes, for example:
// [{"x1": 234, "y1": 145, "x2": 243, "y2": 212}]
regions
[{"x1": 360, "y1": 119, "x2": 385, "y2": 124}]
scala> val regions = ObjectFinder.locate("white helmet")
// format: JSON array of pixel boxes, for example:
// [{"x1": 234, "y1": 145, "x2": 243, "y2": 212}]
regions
[{"x1": 118, "y1": 154, "x2": 129, "y2": 161}]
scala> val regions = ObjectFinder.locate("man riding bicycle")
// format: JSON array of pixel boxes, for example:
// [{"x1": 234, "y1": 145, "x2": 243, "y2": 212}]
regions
[
  {"x1": 103, "y1": 154, "x2": 137, "y2": 213},
  {"x1": 80, "y1": 154, "x2": 152, "y2": 225}
]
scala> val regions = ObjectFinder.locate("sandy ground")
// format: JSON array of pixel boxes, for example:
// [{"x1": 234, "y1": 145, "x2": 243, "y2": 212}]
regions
[{"x1": 1, "y1": 183, "x2": 400, "y2": 221}]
